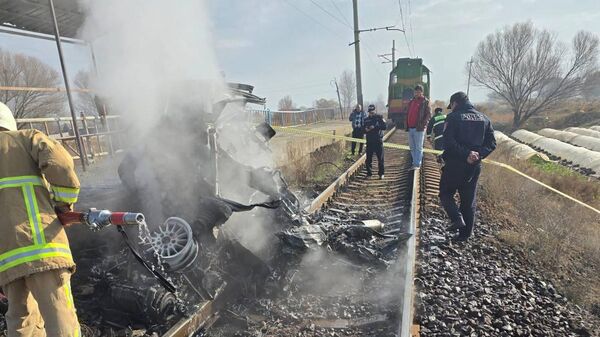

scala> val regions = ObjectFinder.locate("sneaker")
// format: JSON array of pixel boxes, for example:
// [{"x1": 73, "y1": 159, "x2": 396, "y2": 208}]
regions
[
  {"x1": 379, "y1": 175, "x2": 384, "y2": 180},
  {"x1": 366, "y1": 173, "x2": 373, "y2": 178},
  {"x1": 447, "y1": 216, "x2": 466, "y2": 232}
]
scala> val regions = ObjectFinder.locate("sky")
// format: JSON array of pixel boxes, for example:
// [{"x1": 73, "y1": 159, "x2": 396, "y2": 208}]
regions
[{"x1": 1, "y1": 0, "x2": 599, "y2": 110}]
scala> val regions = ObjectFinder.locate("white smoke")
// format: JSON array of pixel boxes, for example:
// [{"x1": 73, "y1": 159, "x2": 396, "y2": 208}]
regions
[
  {"x1": 77, "y1": 0, "x2": 279, "y2": 255},
  {"x1": 77, "y1": 0, "x2": 225, "y2": 131}
]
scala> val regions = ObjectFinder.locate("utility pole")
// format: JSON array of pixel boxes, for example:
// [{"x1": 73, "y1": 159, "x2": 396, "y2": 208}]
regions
[
  {"x1": 378, "y1": 40, "x2": 396, "y2": 72},
  {"x1": 350, "y1": 0, "x2": 402, "y2": 107},
  {"x1": 467, "y1": 57, "x2": 474, "y2": 96},
  {"x1": 392, "y1": 39, "x2": 395, "y2": 70},
  {"x1": 332, "y1": 79, "x2": 344, "y2": 118},
  {"x1": 352, "y1": 0, "x2": 363, "y2": 108}
]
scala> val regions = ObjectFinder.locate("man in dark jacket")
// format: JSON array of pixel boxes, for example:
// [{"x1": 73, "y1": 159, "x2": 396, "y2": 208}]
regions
[
  {"x1": 440, "y1": 92, "x2": 496, "y2": 241},
  {"x1": 349, "y1": 104, "x2": 367, "y2": 155},
  {"x1": 363, "y1": 104, "x2": 387, "y2": 179},
  {"x1": 406, "y1": 85, "x2": 431, "y2": 169},
  {"x1": 426, "y1": 107, "x2": 446, "y2": 151}
]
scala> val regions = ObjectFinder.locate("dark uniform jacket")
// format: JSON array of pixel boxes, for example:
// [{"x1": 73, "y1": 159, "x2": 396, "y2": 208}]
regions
[
  {"x1": 442, "y1": 102, "x2": 496, "y2": 166},
  {"x1": 426, "y1": 112, "x2": 446, "y2": 150},
  {"x1": 363, "y1": 114, "x2": 387, "y2": 144}
]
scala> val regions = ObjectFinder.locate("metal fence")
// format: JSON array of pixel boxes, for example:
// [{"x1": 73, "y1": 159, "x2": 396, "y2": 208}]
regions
[
  {"x1": 246, "y1": 107, "x2": 351, "y2": 126},
  {"x1": 16, "y1": 114, "x2": 124, "y2": 162},
  {"x1": 14, "y1": 107, "x2": 351, "y2": 163}
]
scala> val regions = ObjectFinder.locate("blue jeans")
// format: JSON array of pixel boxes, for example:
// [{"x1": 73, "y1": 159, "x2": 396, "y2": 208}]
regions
[{"x1": 408, "y1": 128, "x2": 425, "y2": 167}]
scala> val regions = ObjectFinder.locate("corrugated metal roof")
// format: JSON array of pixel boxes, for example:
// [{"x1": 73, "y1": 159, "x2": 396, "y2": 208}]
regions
[{"x1": 0, "y1": 0, "x2": 84, "y2": 38}]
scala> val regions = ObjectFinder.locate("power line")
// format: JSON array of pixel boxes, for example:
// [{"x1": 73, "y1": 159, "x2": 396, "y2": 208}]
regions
[
  {"x1": 407, "y1": 0, "x2": 416, "y2": 56},
  {"x1": 396, "y1": 0, "x2": 412, "y2": 57},
  {"x1": 310, "y1": 0, "x2": 352, "y2": 29},
  {"x1": 330, "y1": 0, "x2": 353, "y2": 27},
  {"x1": 282, "y1": 0, "x2": 346, "y2": 39},
  {"x1": 396, "y1": 0, "x2": 405, "y2": 28}
]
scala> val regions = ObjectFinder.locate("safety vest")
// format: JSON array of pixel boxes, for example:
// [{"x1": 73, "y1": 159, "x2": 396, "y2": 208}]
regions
[
  {"x1": 431, "y1": 114, "x2": 447, "y2": 140},
  {"x1": 0, "y1": 129, "x2": 79, "y2": 286}
]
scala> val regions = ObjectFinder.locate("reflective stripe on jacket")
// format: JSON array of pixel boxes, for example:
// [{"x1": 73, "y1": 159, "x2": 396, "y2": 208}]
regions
[
  {"x1": 0, "y1": 129, "x2": 79, "y2": 285},
  {"x1": 426, "y1": 113, "x2": 447, "y2": 140}
]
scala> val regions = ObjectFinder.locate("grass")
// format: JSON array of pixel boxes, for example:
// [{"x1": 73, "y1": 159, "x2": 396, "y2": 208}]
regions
[
  {"x1": 527, "y1": 156, "x2": 578, "y2": 177},
  {"x1": 280, "y1": 140, "x2": 353, "y2": 191},
  {"x1": 480, "y1": 153, "x2": 600, "y2": 316}
]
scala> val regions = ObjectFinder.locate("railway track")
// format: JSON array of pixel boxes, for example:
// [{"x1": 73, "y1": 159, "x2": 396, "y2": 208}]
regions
[{"x1": 165, "y1": 128, "x2": 427, "y2": 337}]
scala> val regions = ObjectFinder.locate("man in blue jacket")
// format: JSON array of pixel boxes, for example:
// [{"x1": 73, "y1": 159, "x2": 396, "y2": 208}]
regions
[
  {"x1": 363, "y1": 104, "x2": 387, "y2": 179},
  {"x1": 440, "y1": 92, "x2": 496, "y2": 241},
  {"x1": 349, "y1": 104, "x2": 367, "y2": 155}
]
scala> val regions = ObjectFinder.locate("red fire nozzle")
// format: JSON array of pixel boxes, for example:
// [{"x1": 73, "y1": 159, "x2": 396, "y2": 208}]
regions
[{"x1": 57, "y1": 208, "x2": 145, "y2": 231}]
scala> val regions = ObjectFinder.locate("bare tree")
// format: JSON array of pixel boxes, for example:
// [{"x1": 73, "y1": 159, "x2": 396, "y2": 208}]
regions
[
  {"x1": 583, "y1": 70, "x2": 600, "y2": 100},
  {"x1": 314, "y1": 98, "x2": 337, "y2": 109},
  {"x1": 375, "y1": 94, "x2": 386, "y2": 113},
  {"x1": 470, "y1": 22, "x2": 599, "y2": 128},
  {"x1": 73, "y1": 70, "x2": 100, "y2": 115},
  {"x1": 278, "y1": 95, "x2": 295, "y2": 110},
  {"x1": 339, "y1": 70, "x2": 356, "y2": 109},
  {"x1": 0, "y1": 49, "x2": 65, "y2": 119}
]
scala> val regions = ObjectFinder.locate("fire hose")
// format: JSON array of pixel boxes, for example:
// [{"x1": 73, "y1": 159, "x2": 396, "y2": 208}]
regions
[
  {"x1": 57, "y1": 208, "x2": 177, "y2": 293},
  {"x1": 57, "y1": 208, "x2": 145, "y2": 231}
]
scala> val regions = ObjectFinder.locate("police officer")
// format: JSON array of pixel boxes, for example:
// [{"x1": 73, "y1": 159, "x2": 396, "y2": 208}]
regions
[
  {"x1": 440, "y1": 92, "x2": 496, "y2": 241},
  {"x1": 363, "y1": 104, "x2": 387, "y2": 179},
  {"x1": 426, "y1": 107, "x2": 446, "y2": 151}
]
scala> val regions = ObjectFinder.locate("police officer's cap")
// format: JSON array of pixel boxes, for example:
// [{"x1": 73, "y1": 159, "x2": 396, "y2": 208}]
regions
[
  {"x1": 447, "y1": 91, "x2": 468, "y2": 109},
  {"x1": 367, "y1": 104, "x2": 376, "y2": 111},
  {"x1": 434, "y1": 107, "x2": 443, "y2": 113}
]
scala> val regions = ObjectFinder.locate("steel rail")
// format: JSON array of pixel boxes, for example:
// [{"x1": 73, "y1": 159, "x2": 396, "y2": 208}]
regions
[{"x1": 305, "y1": 126, "x2": 397, "y2": 213}]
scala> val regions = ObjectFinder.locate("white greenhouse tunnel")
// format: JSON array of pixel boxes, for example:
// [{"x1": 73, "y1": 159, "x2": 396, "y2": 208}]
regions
[
  {"x1": 493, "y1": 131, "x2": 548, "y2": 161},
  {"x1": 537, "y1": 128, "x2": 600, "y2": 152},
  {"x1": 512, "y1": 129, "x2": 600, "y2": 174},
  {"x1": 564, "y1": 127, "x2": 600, "y2": 139}
]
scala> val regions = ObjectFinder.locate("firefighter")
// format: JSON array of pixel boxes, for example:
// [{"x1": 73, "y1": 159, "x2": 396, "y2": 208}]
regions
[
  {"x1": 426, "y1": 107, "x2": 446, "y2": 151},
  {"x1": 363, "y1": 104, "x2": 387, "y2": 179},
  {"x1": 0, "y1": 102, "x2": 81, "y2": 336},
  {"x1": 440, "y1": 92, "x2": 496, "y2": 242}
]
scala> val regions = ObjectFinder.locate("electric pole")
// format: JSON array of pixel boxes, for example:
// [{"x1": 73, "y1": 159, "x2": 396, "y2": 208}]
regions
[
  {"x1": 332, "y1": 79, "x2": 344, "y2": 118},
  {"x1": 467, "y1": 57, "x2": 474, "y2": 96},
  {"x1": 350, "y1": 0, "x2": 403, "y2": 107},
  {"x1": 378, "y1": 40, "x2": 396, "y2": 72},
  {"x1": 392, "y1": 39, "x2": 395, "y2": 70},
  {"x1": 352, "y1": 0, "x2": 363, "y2": 108}
]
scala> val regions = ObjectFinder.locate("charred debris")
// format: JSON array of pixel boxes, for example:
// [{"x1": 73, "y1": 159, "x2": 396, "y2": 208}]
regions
[{"x1": 1, "y1": 83, "x2": 412, "y2": 336}]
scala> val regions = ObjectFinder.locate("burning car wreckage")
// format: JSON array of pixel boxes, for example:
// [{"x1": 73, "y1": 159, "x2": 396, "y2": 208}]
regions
[{"x1": 0, "y1": 84, "x2": 412, "y2": 337}]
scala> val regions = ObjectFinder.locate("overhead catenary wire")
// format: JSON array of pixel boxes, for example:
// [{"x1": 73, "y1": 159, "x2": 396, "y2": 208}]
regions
[
  {"x1": 407, "y1": 0, "x2": 416, "y2": 56},
  {"x1": 310, "y1": 0, "x2": 352, "y2": 29},
  {"x1": 330, "y1": 0, "x2": 353, "y2": 27},
  {"x1": 396, "y1": 0, "x2": 413, "y2": 57},
  {"x1": 282, "y1": 0, "x2": 346, "y2": 40}
]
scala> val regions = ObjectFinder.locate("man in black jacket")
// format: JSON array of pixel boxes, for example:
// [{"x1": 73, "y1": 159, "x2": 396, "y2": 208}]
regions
[
  {"x1": 440, "y1": 92, "x2": 496, "y2": 241},
  {"x1": 363, "y1": 104, "x2": 387, "y2": 179}
]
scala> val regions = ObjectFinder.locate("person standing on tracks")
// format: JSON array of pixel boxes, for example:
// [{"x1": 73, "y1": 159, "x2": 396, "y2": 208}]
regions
[
  {"x1": 406, "y1": 85, "x2": 431, "y2": 170},
  {"x1": 426, "y1": 107, "x2": 446, "y2": 151},
  {"x1": 440, "y1": 92, "x2": 496, "y2": 242},
  {"x1": 0, "y1": 102, "x2": 81, "y2": 336},
  {"x1": 363, "y1": 104, "x2": 387, "y2": 179},
  {"x1": 349, "y1": 104, "x2": 367, "y2": 155}
]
